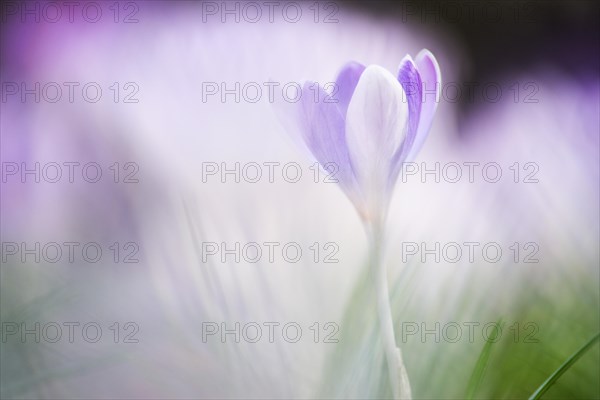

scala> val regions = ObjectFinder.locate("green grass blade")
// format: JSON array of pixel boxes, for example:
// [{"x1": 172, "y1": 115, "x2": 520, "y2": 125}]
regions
[
  {"x1": 465, "y1": 318, "x2": 503, "y2": 399},
  {"x1": 529, "y1": 332, "x2": 600, "y2": 400}
]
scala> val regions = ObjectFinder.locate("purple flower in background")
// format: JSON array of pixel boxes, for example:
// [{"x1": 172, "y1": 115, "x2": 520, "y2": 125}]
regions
[{"x1": 284, "y1": 50, "x2": 441, "y2": 224}]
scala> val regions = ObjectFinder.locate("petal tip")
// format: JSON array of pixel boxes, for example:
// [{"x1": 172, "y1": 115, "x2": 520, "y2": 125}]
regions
[
  {"x1": 335, "y1": 61, "x2": 366, "y2": 80},
  {"x1": 341, "y1": 60, "x2": 365, "y2": 70},
  {"x1": 362, "y1": 64, "x2": 398, "y2": 81},
  {"x1": 416, "y1": 49, "x2": 441, "y2": 83},
  {"x1": 398, "y1": 54, "x2": 416, "y2": 69}
]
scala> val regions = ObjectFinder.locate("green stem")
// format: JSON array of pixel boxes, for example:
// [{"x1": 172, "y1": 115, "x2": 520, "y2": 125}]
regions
[{"x1": 368, "y1": 220, "x2": 412, "y2": 399}]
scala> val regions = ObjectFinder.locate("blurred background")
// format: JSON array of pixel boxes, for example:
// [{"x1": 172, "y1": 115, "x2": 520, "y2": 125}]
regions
[{"x1": 1, "y1": 1, "x2": 599, "y2": 399}]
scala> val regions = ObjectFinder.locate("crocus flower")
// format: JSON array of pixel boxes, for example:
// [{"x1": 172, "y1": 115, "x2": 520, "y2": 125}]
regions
[
  {"x1": 278, "y1": 50, "x2": 441, "y2": 400},
  {"x1": 281, "y1": 49, "x2": 441, "y2": 226}
]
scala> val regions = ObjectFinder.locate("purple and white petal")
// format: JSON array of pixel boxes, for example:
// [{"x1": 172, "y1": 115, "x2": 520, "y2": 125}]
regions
[
  {"x1": 405, "y1": 49, "x2": 441, "y2": 162},
  {"x1": 298, "y1": 82, "x2": 358, "y2": 197},
  {"x1": 334, "y1": 61, "x2": 366, "y2": 118},
  {"x1": 389, "y1": 55, "x2": 423, "y2": 184}
]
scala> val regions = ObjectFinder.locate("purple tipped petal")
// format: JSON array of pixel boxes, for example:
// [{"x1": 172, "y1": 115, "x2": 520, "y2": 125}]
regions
[
  {"x1": 391, "y1": 55, "x2": 423, "y2": 174},
  {"x1": 298, "y1": 82, "x2": 358, "y2": 196},
  {"x1": 406, "y1": 49, "x2": 441, "y2": 162},
  {"x1": 334, "y1": 62, "x2": 366, "y2": 118}
]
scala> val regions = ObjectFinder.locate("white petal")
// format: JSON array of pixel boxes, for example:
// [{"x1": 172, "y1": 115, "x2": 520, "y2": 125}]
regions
[{"x1": 345, "y1": 65, "x2": 409, "y2": 216}]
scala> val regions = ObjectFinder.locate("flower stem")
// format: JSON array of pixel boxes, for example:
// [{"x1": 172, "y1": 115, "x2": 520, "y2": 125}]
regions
[{"x1": 368, "y1": 221, "x2": 412, "y2": 400}]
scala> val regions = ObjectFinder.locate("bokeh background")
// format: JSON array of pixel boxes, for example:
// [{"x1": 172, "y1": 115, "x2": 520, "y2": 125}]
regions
[{"x1": 1, "y1": 1, "x2": 599, "y2": 399}]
